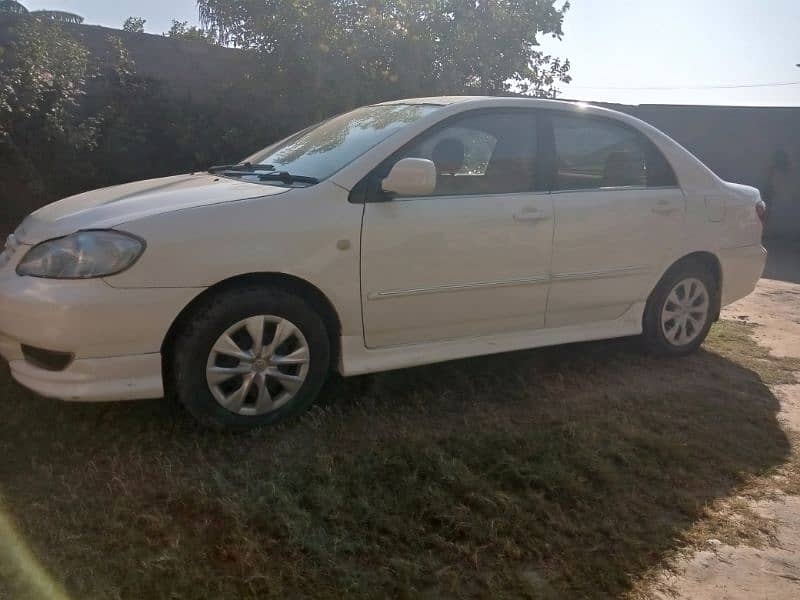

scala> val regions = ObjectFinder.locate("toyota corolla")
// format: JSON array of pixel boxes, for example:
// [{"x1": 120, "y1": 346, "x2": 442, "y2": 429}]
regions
[{"x1": 0, "y1": 97, "x2": 767, "y2": 429}]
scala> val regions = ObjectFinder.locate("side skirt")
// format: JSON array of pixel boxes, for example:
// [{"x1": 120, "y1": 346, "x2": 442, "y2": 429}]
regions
[{"x1": 338, "y1": 301, "x2": 645, "y2": 376}]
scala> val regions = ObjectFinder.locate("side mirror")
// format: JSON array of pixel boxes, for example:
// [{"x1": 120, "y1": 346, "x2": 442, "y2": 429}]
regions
[{"x1": 381, "y1": 158, "x2": 437, "y2": 197}]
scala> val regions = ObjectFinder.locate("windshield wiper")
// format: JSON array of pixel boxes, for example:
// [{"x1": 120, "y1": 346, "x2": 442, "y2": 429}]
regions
[
  {"x1": 209, "y1": 164, "x2": 317, "y2": 185},
  {"x1": 257, "y1": 171, "x2": 319, "y2": 185},
  {"x1": 208, "y1": 162, "x2": 275, "y2": 174}
]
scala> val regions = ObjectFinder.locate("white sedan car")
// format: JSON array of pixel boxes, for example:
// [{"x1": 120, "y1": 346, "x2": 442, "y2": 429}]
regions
[{"x1": 0, "y1": 97, "x2": 767, "y2": 429}]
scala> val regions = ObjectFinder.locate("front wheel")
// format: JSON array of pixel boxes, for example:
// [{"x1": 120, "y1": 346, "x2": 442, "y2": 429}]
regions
[
  {"x1": 171, "y1": 286, "x2": 330, "y2": 430},
  {"x1": 642, "y1": 261, "x2": 717, "y2": 356}
]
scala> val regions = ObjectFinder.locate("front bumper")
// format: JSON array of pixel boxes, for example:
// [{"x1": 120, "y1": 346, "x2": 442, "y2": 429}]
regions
[
  {"x1": 0, "y1": 269, "x2": 202, "y2": 401},
  {"x1": 8, "y1": 353, "x2": 164, "y2": 401}
]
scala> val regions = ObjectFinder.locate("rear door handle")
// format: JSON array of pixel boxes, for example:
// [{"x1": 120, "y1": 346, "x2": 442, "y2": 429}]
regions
[
  {"x1": 651, "y1": 200, "x2": 680, "y2": 215},
  {"x1": 513, "y1": 209, "x2": 551, "y2": 223}
]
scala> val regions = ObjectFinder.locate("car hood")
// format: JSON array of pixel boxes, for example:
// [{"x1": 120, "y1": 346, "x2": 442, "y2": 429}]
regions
[{"x1": 15, "y1": 173, "x2": 289, "y2": 244}]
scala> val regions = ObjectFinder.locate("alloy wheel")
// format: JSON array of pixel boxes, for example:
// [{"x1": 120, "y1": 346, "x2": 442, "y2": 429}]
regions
[
  {"x1": 660, "y1": 277, "x2": 710, "y2": 347},
  {"x1": 205, "y1": 315, "x2": 310, "y2": 415}
]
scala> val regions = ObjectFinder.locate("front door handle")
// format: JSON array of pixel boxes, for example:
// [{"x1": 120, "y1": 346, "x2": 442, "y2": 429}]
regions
[{"x1": 513, "y1": 209, "x2": 550, "y2": 223}]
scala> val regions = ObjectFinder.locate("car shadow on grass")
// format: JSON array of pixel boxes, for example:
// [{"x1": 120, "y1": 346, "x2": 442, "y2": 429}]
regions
[{"x1": 0, "y1": 322, "x2": 793, "y2": 599}]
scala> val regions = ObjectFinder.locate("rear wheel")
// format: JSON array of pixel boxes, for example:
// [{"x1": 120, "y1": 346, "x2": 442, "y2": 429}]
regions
[
  {"x1": 172, "y1": 286, "x2": 330, "y2": 430},
  {"x1": 643, "y1": 261, "x2": 717, "y2": 356}
]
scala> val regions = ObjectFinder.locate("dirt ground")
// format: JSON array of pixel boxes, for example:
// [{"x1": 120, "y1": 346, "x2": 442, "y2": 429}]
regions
[{"x1": 651, "y1": 242, "x2": 800, "y2": 599}]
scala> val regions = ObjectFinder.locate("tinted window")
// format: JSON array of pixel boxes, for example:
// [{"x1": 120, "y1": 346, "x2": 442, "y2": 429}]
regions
[
  {"x1": 244, "y1": 103, "x2": 441, "y2": 181},
  {"x1": 552, "y1": 115, "x2": 676, "y2": 190},
  {"x1": 396, "y1": 111, "x2": 538, "y2": 196}
]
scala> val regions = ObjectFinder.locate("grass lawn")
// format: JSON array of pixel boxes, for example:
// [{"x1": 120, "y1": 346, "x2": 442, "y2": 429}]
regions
[{"x1": 0, "y1": 321, "x2": 798, "y2": 599}]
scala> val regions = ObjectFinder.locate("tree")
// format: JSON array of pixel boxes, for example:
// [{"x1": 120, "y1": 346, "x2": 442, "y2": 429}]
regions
[
  {"x1": 123, "y1": 16, "x2": 146, "y2": 33},
  {"x1": 0, "y1": 3, "x2": 84, "y2": 23},
  {"x1": 30, "y1": 9, "x2": 84, "y2": 24},
  {"x1": 196, "y1": 0, "x2": 572, "y2": 97},
  {"x1": 164, "y1": 19, "x2": 217, "y2": 44},
  {"x1": 0, "y1": 0, "x2": 28, "y2": 14},
  {"x1": 0, "y1": 17, "x2": 94, "y2": 212},
  {"x1": 0, "y1": 19, "x2": 92, "y2": 142}
]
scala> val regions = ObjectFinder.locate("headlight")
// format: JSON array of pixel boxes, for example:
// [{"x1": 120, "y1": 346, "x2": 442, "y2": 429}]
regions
[{"x1": 17, "y1": 230, "x2": 145, "y2": 279}]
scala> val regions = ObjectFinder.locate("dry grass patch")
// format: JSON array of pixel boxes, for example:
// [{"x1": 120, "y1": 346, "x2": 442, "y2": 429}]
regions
[{"x1": 0, "y1": 320, "x2": 796, "y2": 599}]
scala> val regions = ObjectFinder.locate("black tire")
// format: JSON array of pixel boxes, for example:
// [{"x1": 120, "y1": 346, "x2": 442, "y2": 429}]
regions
[
  {"x1": 642, "y1": 259, "x2": 718, "y2": 357},
  {"x1": 171, "y1": 286, "x2": 330, "y2": 430}
]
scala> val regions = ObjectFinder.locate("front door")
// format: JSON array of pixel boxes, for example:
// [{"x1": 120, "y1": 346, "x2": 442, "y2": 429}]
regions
[{"x1": 360, "y1": 110, "x2": 554, "y2": 348}]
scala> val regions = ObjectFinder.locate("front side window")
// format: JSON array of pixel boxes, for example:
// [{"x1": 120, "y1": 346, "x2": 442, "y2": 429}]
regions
[
  {"x1": 243, "y1": 103, "x2": 442, "y2": 182},
  {"x1": 395, "y1": 110, "x2": 538, "y2": 196},
  {"x1": 551, "y1": 114, "x2": 676, "y2": 191}
]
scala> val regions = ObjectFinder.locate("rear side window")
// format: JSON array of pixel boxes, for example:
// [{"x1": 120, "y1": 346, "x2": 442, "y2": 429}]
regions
[{"x1": 551, "y1": 115, "x2": 677, "y2": 191}]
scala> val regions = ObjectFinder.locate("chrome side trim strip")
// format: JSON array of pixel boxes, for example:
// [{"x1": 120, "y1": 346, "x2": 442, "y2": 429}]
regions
[
  {"x1": 369, "y1": 265, "x2": 650, "y2": 300},
  {"x1": 549, "y1": 186, "x2": 680, "y2": 195},
  {"x1": 390, "y1": 190, "x2": 553, "y2": 203},
  {"x1": 551, "y1": 265, "x2": 651, "y2": 281},
  {"x1": 369, "y1": 274, "x2": 550, "y2": 300}
]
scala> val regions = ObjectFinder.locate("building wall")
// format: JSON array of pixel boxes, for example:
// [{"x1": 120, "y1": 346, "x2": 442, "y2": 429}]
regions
[{"x1": 616, "y1": 104, "x2": 800, "y2": 238}]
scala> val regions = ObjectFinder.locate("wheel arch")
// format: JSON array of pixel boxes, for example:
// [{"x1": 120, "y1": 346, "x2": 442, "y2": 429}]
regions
[
  {"x1": 160, "y1": 272, "x2": 343, "y2": 397},
  {"x1": 649, "y1": 251, "x2": 723, "y2": 321}
]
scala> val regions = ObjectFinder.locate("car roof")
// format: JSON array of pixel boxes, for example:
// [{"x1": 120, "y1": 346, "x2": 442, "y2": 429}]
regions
[
  {"x1": 376, "y1": 96, "x2": 487, "y2": 106},
  {"x1": 375, "y1": 95, "x2": 632, "y2": 120},
  {"x1": 376, "y1": 95, "x2": 585, "y2": 110}
]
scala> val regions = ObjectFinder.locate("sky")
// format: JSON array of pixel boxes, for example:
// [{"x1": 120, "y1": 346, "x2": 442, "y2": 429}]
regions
[{"x1": 22, "y1": 0, "x2": 800, "y2": 107}]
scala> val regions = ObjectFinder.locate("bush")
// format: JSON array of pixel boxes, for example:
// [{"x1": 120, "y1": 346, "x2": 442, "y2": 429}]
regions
[{"x1": 0, "y1": 18, "x2": 276, "y2": 231}]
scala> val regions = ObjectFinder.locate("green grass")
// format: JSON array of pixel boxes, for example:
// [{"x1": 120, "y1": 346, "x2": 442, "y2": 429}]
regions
[{"x1": 0, "y1": 321, "x2": 797, "y2": 599}]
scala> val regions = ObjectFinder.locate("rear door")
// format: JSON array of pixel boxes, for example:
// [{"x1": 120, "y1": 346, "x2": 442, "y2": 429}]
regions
[
  {"x1": 360, "y1": 109, "x2": 554, "y2": 348},
  {"x1": 545, "y1": 112, "x2": 685, "y2": 328}
]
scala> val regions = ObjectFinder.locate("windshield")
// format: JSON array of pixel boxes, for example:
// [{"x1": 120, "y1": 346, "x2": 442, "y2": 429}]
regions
[{"x1": 242, "y1": 103, "x2": 442, "y2": 182}]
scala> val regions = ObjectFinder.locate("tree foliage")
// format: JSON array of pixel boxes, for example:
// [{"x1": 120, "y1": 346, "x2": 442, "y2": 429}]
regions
[
  {"x1": 0, "y1": 17, "x2": 96, "y2": 219},
  {"x1": 164, "y1": 19, "x2": 218, "y2": 44},
  {"x1": 0, "y1": 19, "x2": 275, "y2": 225},
  {"x1": 0, "y1": 18, "x2": 92, "y2": 143},
  {"x1": 0, "y1": 2, "x2": 84, "y2": 22},
  {"x1": 0, "y1": 1, "x2": 575, "y2": 233},
  {"x1": 0, "y1": 0, "x2": 28, "y2": 15},
  {"x1": 197, "y1": 0, "x2": 571, "y2": 97},
  {"x1": 123, "y1": 16, "x2": 146, "y2": 33},
  {"x1": 30, "y1": 9, "x2": 84, "y2": 24}
]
